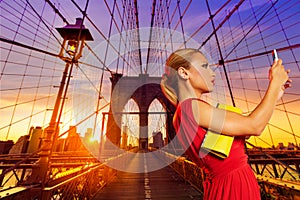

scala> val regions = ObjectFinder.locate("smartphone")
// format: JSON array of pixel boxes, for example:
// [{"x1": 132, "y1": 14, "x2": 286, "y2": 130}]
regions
[
  {"x1": 273, "y1": 49, "x2": 289, "y2": 88},
  {"x1": 272, "y1": 49, "x2": 278, "y2": 61}
]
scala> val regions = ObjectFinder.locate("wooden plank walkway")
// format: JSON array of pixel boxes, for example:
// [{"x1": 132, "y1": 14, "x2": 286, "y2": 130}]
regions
[
  {"x1": 92, "y1": 166, "x2": 203, "y2": 200},
  {"x1": 93, "y1": 150, "x2": 203, "y2": 199}
]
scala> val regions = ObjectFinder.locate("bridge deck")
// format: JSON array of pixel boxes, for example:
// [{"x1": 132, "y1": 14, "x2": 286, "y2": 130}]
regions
[{"x1": 93, "y1": 166, "x2": 203, "y2": 200}]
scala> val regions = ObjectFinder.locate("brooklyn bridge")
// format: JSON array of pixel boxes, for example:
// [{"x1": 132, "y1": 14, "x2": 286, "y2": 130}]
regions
[{"x1": 0, "y1": 0, "x2": 299, "y2": 199}]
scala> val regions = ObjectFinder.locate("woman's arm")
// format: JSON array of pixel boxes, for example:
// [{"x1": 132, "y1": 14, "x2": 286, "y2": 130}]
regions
[{"x1": 192, "y1": 59, "x2": 291, "y2": 136}]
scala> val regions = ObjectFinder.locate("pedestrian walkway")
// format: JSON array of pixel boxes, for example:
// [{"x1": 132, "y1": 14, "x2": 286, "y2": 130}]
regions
[{"x1": 93, "y1": 165, "x2": 203, "y2": 200}]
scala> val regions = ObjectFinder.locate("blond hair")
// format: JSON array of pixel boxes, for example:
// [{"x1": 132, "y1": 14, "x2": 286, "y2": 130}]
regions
[{"x1": 161, "y1": 48, "x2": 200, "y2": 105}]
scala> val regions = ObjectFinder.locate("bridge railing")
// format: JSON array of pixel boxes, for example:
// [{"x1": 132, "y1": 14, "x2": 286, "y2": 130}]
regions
[
  {"x1": 0, "y1": 163, "x2": 115, "y2": 200},
  {"x1": 0, "y1": 152, "x2": 116, "y2": 200},
  {"x1": 246, "y1": 143, "x2": 300, "y2": 181},
  {"x1": 158, "y1": 149, "x2": 300, "y2": 200},
  {"x1": 0, "y1": 152, "x2": 40, "y2": 189},
  {"x1": 156, "y1": 150, "x2": 205, "y2": 193}
]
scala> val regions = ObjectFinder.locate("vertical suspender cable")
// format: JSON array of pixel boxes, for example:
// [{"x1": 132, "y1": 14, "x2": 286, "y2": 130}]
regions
[
  {"x1": 205, "y1": 0, "x2": 240, "y2": 106},
  {"x1": 93, "y1": 0, "x2": 117, "y2": 138},
  {"x1": 146, "y1": 0, "x2": 157, "y2": 74},
  {"x1": 177, "y1": 0, "x2": 186, "y2": 48},
  {"x1": 134, "y1": 0, "x2": 143, "y2": 73}
]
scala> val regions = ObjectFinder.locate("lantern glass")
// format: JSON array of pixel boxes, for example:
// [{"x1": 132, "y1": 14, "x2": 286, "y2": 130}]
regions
[{"x1": 67, "y1": 40, "x2": 78, "y2": 56}]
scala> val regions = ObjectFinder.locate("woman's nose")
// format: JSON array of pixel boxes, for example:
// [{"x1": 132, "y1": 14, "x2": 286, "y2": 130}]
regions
[{"x1": 209, "y1": 68, "x2": 216, "y2": 77}]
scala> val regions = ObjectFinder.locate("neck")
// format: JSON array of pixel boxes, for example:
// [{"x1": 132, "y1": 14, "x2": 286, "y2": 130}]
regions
[{"x1": 177, "y1": 82, "x2": 202, "y2": 102}]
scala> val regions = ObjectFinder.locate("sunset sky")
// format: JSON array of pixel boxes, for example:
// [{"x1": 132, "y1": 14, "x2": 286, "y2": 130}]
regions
[{"x1": 0, "y1": 0, "x2": 299, "y2": 148}]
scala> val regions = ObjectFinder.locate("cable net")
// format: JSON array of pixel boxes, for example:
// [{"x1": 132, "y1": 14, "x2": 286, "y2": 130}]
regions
[{"x1": 0, "y1": 0, "x2": 299, "y2": 150}]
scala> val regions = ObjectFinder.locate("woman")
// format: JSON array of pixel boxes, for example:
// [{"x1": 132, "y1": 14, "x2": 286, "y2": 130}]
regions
[{"x1": 160, "y1": 48, "x2": 291, "y2": 200}]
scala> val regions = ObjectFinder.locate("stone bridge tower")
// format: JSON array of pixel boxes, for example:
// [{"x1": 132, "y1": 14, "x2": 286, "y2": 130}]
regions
[{"x1": 106, "y1": 73, "x2": 176, "y2": 149}]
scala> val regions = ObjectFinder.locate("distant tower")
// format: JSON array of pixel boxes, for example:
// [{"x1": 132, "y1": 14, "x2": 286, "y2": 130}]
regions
[
  {"x1": 27, "y1": 126, "x2": 43, "y2": 153},
  {"x1": 0, "y1": 140, "x2": 14, "y2": 154},
  {"x1": 65, "y1": 126, "x2": 84, "y2": 151},
  {"x1": 9, "y1": 135, "x2": 29, "y2": 154},
  {"x1": 84, "y1": 128, "x2": 93, "y2": 141},
  {"x1": 153, "y1": 131, "x2": 164, "y2": 149},
  {"x1": 121, "y1": 126, "x2": 128, "y2": 149}
]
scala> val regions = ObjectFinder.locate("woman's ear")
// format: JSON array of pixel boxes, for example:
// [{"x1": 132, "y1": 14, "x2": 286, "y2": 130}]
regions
[{"x1": 177, "y1": 67, "x2": 189, "y2": 80}]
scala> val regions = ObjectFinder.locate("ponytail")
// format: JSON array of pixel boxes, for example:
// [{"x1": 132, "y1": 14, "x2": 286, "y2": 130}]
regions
[{"x1": 161, "y1": 73, "x2": 178, "y2": 105}]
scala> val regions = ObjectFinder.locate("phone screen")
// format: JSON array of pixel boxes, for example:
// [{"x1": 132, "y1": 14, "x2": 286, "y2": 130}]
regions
[{"x1": 272, "y1": 49, "x2": 278, "y2": 61}]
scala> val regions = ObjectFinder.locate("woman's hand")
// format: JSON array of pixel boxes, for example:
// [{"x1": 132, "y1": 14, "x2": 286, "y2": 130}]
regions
[{"x1": 269, "y1": 59, "x2": 292, "y2": 100}]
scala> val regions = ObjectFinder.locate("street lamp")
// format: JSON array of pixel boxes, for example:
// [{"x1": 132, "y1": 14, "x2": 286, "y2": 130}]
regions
[
  {"x1": 56, "y1": 17, "x2": 94, "y2": 60},
  {"x1": 26, "y1": 18, "x2": 93, "y2": 187}
]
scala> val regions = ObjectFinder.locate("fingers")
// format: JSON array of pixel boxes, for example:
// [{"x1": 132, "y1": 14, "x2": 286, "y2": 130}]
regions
[
  {"x1": 282, "y1": 68, "x2": 292, "y2": 89},
  {"x1": 272, "y1": 58, "x2": 282, "y2": 67},
  {"x1": 284, "y1": 68, "x2": 292, "y2": 89},
  {"x1": 284, "y1": 78, "x2": 292, "y2": 89},
  {"x1": 270, "y1": 58, "x2": 292, "y2": 90}
]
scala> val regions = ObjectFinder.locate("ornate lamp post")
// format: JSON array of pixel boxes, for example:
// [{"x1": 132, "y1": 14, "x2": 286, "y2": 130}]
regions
[
  {"x1": 56, "y1": 17, "x2": 94, "y2": 61},
  {"x1": 26, "y1": 18, "x2": 93, "y2": 187}
]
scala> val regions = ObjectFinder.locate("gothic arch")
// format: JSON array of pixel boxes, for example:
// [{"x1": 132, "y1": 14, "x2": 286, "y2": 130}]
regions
[{"x1": 106, "y1": 74, "x2": 176, "y2": 149}]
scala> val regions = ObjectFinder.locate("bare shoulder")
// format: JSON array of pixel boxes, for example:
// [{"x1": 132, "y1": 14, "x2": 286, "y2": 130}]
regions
[
  {"x1": 190, "y1": 99, "x2": 214, "y2": 127},
  {"x1": 190, "y1": 99, "x2": 212, "y2": 112}
]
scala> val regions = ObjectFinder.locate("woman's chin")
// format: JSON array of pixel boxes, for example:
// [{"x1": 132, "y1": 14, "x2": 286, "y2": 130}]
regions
[
  {"x1": 206, "y1": 86, "x2": 214, "y2": 93},
  {"x1": 202, "y1": 89, "x2": 213, "y2": 94}
]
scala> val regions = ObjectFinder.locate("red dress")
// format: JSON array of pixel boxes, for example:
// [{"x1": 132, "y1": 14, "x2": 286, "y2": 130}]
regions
[{"x1": 173, "y1": 98, "x2": 261, "y2": 200}]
